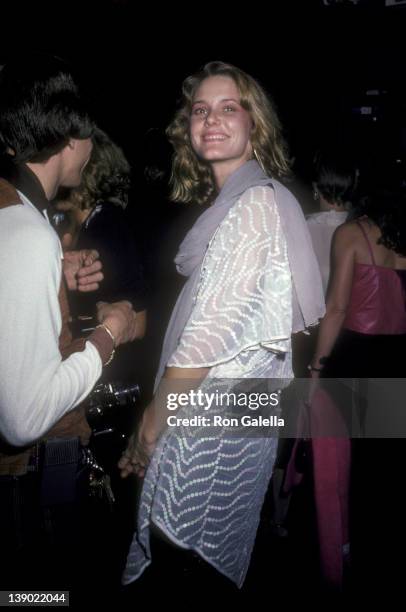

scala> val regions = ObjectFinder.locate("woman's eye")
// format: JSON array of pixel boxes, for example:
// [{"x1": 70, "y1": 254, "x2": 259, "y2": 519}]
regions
[
  {"x1": 224, "y1": 105, "x2": 236, "y2": 112},
  {"x1": 193, "y1": 107, "x2": 207, "y2": 115}
]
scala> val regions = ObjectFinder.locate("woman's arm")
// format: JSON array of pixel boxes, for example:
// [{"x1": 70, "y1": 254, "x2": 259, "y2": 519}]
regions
[
  {"x1": 118, "y1": 365, "x2": 209, "y2": 478},
  {"x1": 310, "y1": 224, "x2": 356, "y2": 375},
  {"x1": 141, "y1": 365, "x2": 209, "y2": 446},
  {"x1": 119, "y1": 186, "x2": 286, "y2": 477}
]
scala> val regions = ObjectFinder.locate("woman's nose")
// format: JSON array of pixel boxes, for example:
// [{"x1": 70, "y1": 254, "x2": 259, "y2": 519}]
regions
[{"x1": 205, "y1": 109, "x2": 220, "y2": 125}]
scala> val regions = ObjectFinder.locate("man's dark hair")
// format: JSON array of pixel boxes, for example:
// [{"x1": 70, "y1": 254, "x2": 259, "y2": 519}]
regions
[{"x1": 0, "y1": 54, "x2": 94, "y2": 164}]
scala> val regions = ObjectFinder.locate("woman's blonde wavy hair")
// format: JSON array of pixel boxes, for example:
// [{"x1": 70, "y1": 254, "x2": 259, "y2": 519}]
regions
[{"x1": 166, "y1": 61, "x2": 291, "y2": 206}]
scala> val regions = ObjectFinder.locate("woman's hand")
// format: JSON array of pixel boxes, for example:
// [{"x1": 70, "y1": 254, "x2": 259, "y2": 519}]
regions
[
  {"x1": 118, "y1": 367, "x2": 210, "y2": 478},
  {"x1": 118, "y1": 405, "x2": 159, "y2": 478}
]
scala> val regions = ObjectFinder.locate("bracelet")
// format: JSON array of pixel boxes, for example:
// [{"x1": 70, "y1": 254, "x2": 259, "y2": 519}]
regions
[
  {"x1": 307, "y1": 364, "x2": 323, "y2": 373},
  {"x1": 96, "y1": 324, "x2": 116, "y2": 366},
  {"x1": 307, "y1": 356, "x2": 328, "y2": 373}
]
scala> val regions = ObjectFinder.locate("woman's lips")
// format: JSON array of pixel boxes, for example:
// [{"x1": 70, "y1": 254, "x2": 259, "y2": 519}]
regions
[{"x1": 202, "y1": 133, "x2": 228, "y2": 142}]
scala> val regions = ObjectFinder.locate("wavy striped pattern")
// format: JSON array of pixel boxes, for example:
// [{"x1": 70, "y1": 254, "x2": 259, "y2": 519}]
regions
[
  {"x1": 123, "y1": 186, "x2": 293, "y2": 587},
  {"x1": 169, "y1": 186, "x2": 292, "y2": 372}
]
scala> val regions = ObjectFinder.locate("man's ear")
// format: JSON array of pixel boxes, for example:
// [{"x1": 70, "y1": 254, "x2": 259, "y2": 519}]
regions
[{"x1": 67, "y1": 139, "x2": 76, "y2": 150}]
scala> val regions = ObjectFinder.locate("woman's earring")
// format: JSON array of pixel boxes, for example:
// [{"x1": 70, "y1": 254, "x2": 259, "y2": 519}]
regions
[
  {"x1": 253, "y1": 148, "x2": 266, "y2": 174},
  {"x1": 313, "y1": 187, "x2": 319, "y2": 201}
]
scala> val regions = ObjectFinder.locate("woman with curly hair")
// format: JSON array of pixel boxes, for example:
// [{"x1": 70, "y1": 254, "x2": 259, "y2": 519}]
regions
[
  {"x1": 56, "y1": 127, "x2": 147, "y2": 379},
  {"x1": 119, "y1": 61, "x2": 324, "y2": 588},
  {"x1": 53, "y1": 126, "x2": 148, "y2": 594}
]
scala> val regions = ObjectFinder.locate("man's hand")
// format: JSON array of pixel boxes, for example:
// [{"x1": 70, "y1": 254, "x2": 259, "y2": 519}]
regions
[
  {"x1": 96, "y1": 300, "x2": 138, "y2": 346},
  {"x1": 63, "y1": 249, "x2": 103, "y2": 292}
]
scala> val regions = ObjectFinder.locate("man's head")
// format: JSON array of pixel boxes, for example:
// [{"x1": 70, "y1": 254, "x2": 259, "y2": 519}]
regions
[{"x1": 0, "y1": 54, "x2": 94, "y2": 190}]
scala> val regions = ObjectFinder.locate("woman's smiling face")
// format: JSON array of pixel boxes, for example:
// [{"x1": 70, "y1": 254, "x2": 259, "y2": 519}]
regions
[{"x1": 190, "y1": 75, "x2": 253, "y2": 178}]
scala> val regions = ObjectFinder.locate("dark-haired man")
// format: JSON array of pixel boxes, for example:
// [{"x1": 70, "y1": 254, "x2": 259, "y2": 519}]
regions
[{"x1": 0, "y1": 54, "x2": 140, "y2": 590}]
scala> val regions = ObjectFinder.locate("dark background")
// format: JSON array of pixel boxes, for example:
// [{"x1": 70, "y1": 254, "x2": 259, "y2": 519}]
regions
[
  {"x1": 3, "y1": 0, "x2": 405, "y2": 374},
  {"x1": 2, "y1": 0, "x2": 406, "y2": 183},
  {"x1": 1, "y1": 2, "x2": 406, "y2": 601}
]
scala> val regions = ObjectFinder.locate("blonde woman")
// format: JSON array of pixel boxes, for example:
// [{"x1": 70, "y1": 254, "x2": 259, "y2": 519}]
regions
[{"x1": 119, "y1": 62, "x2": 324, "y2": 588}]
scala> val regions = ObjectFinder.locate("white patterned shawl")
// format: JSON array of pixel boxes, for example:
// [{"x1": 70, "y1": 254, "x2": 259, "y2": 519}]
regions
[{"x1": 123, "y1": 186, "x2": 294, "y2": 587}]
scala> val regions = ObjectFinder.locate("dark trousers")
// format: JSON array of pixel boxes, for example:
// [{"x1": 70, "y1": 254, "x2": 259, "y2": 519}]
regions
[{"x1": 0, "y1": 471, "x2": 84, "y2": 591}]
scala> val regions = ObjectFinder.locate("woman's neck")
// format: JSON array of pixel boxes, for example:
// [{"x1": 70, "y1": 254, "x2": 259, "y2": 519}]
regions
[
  {"x1": 212, "y1": 158, "x2": 250, "y2": 191},
  {"x1": 320, "y1": 197, "x2": 347, "y2": 213}
]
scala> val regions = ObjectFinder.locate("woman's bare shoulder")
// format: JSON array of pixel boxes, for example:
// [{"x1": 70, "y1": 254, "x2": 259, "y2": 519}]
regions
[{"x1": 333, "y1": 220, "x2": 361, "y2": 244}]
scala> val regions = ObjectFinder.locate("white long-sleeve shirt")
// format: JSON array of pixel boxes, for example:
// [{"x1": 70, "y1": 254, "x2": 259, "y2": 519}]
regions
[{"x1": 0, "y1": 191, "x2": 102, "y2": 446}]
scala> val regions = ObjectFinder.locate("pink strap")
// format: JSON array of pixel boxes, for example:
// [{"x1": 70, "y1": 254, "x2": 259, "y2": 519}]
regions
[{"x1": 356, "y1": 219, "x2": 376, "y2": 266}]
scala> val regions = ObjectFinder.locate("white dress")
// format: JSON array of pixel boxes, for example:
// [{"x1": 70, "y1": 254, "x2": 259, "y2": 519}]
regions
[{"x1": 123, "y1": 185, "x2": 293, "y2": 587}]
